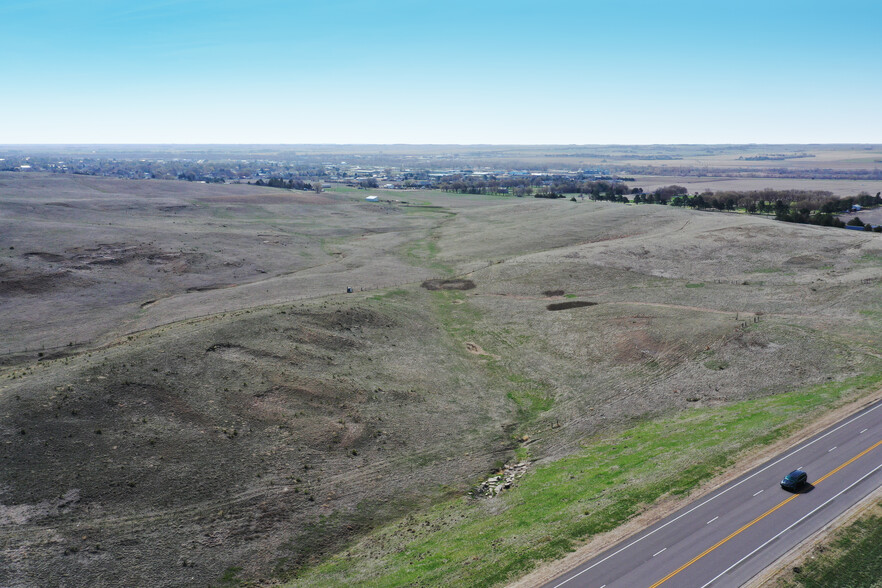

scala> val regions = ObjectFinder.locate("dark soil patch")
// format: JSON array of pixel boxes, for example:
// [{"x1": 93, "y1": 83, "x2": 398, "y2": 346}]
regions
[
  {"x1": 546, "y1": 301, "x2": 597, "y2": 311},
  {"x1": 285, "y1": 328, "x2": 359, "y2": 351},
  {"x1": 23, "y1": 251, "x2": 67, "y2": 263},
  {"x1": 187, "y1": 284, "x2": 230, "y2": 293},
  {"x1": 421, "y1": 279, "x2": 476, "y2": 291},
  {"x1": 0, "y1": 268, "x2": 75, "y2": 294},
  {"x1": 543, "y1": 290, "x2": 565, "y2": 297}
]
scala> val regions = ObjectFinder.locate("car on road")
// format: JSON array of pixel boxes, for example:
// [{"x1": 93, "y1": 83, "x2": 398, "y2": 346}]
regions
[{"x1": 780, "y1": 469, "x2": 808, "y2": 491}]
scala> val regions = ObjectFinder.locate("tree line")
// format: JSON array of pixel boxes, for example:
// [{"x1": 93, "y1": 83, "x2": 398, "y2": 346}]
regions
[
  {"x1": 437, "y1": 173, "x2": 631, "y2": 197},
  {"x1": 636, "y1": 187, "x2": 882, "y2": 230},
  {"x1": 253, "y1": 177, "x2": 315, "y2": 190}
]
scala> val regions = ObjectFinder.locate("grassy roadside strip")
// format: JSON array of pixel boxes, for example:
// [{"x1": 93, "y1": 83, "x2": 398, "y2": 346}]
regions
[
  {"x1": 290, "y1": 367, "x2": 882, "y2": 587},
  {"x1": 775, "y1": 499, "x2": 882, "y2": 588}
]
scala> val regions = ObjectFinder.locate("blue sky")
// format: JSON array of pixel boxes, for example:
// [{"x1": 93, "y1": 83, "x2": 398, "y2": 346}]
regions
[{"x1": 2, "y1": 0, "x2": 880, "y2": 144}]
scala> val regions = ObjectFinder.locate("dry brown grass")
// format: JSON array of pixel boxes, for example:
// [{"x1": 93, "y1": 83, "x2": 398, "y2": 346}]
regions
[{"x1": 2, "y1": 173, "x2": 882, "y2": 586}]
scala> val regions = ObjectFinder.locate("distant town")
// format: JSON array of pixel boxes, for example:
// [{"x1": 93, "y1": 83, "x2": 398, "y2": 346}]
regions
[{"x1": 0, "y1": 152, "x2": 620, "y2": 192}]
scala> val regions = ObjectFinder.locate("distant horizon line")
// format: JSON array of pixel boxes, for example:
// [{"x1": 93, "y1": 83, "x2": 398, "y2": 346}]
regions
[{"x1": 2, "y1": 142, "x2": 880, "y2": 148}]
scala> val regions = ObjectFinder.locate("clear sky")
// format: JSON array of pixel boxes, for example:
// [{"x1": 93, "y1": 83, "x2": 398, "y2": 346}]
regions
[{"x1": 2, "y1": 0, "x2": 880, "y2": 144}]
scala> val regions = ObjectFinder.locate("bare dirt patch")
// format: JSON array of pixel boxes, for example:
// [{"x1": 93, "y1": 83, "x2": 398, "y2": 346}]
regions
[
  {"x1": 420, "y1": 278, "x2": 476, "y2": 291},
  {"x1": 465, "y1": 341, "x2": 500, "y2": 359},
  {"x1": 546, "y1": 300, "x2": 597, "y2": 311},
  {"x1": 23, "y1": 251, "x2": 66, "y2": 263}
]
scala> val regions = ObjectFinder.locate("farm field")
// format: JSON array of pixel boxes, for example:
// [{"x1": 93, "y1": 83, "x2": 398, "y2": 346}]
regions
[{"x1": 2, "y1": 172, "x2": 882, "y2": 586}]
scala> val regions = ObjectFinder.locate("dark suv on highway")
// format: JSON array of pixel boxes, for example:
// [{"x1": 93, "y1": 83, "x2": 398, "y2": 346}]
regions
[{"x1": 780, "y1": 469, "x2": 808, "y2": 492}]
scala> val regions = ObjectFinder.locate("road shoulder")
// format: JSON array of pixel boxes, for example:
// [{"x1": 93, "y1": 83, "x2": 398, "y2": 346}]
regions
[{"x1": 510, "y1": 386, "x2": 882, "y2": 588}]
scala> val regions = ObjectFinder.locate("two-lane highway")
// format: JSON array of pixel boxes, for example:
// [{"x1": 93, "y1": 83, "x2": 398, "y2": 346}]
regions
[{"x1": 540, "y1": 398, "x2": 882, "y2": 588}]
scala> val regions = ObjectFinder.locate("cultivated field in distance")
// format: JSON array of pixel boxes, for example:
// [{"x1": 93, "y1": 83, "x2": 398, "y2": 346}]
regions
[{"x1": 1, "y1": 149, "x2": 881, "y2": 586}]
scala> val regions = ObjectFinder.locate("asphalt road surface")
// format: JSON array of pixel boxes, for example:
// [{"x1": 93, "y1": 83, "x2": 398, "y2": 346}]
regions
[{"x1": 540, "y1": 398, "x2": 882, "y2": 588}]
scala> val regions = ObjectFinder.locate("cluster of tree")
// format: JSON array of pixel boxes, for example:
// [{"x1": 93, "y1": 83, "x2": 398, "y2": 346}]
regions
[
  {"x1": 817, "y1": 192, "x2": 882, "y2": 213},
  {"x1": 253, "y1": 177, "x2": 314, "y2": 190},
  {"x1": 774, "y1": 209, "x2": 846, "y2": 227},
  {"x1": 176, "y1": 173, "x2": 225, "y2": 183},
  {"x1": 588, "y1": 191, "x2": 630, "y2": 203},
  {"x1": 632, "y1": 192, "x2": 673, "y2": 205},
  {"x1": 638, "y1": 188, "x2": 871, "y2": 215},
  {"x1": 844, "y1": 217, "x2": 882, "y2": 232},
  {"x1": 738, "y1": 153, "x2": 815, "y2": 161},
  {"x1": 669, "y1": 193, "x2": 737, "y2": 210},
  {"x1": 634, "y1": 186, "x2": 882, "y2": 231},
  {"x1": 437, "y1": 174, "x2": 631, "y2": 197}
]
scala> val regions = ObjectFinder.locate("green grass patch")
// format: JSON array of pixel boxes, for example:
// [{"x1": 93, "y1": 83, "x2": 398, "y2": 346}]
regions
[
  {"x1": 370, "y1": 289, "x2": 409, "y2": 301},
  {"x1": 514, "y1": 446, "x2": 531, "y2": 462},
  {"x1": 857, "y1": 253, "x2": 882, "y2": 265},
  {"x1": 291, "y1": 368, "x2": 882, "y2": 587},
  {"x1": 431, "y1": 291, "x2": 482, "y2": 337},
  {"x1": 858, "y1": 309, "x2": 882, "y2": 319},
  {"x1": 429, "y1": 290, "x2": 553, "y2": 427},
  {"x1": 403, "y1": 205, "x2": 453, "y2": 216},
  {"x1": 750, "y1": 267, "x2": 782, "y2": 274},
  {"x1": 402, "y1": 236, "x2": 450, "y2": 275},
  {"x1": 507, "y1": 388, "x2": 554, "y2": 421},
  {"x1": 685, "y1": 282, "x2": 705, "y2": 288},
  {"x1": 216, "y1": 566, "x2": 243, "y2": 587},
  {"x1": 781, "y1": 505, "x2": 882, "y2": 587},
  {"x1": 704, "y1": 359, "x2": 730, "y2": 370}
]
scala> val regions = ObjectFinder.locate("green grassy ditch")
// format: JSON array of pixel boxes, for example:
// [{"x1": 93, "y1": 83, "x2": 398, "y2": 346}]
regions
[
  {"x1": 291, "y1": 368, "x2": 882, "y2": 587},
  {"x1": 779, "y1": 502, "x2": 882, "y2": 588}
]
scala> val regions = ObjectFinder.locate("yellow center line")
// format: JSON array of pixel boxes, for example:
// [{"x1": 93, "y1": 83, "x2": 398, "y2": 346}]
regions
[{"x1": 647, "y1": 438, "x2": 882, "y2": 588}]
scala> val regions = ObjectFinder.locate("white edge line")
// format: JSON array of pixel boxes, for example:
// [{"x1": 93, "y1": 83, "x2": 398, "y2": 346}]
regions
[
  {"x1": 548, "y1": 401, "x2": 882, "y2": 588},
  {"x1": 700, "y1": 461, "x2": 882, "y2": 588}
]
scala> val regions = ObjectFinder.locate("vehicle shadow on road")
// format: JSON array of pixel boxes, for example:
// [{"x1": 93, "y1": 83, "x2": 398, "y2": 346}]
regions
[{"x1": 795, "y1": 483, "x2": 816, "y2": 494}]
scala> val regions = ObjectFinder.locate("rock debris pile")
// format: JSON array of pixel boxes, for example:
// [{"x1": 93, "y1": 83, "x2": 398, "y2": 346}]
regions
[{"x1": 470, "y1": 462, "x2": 528, "y2": 498}]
